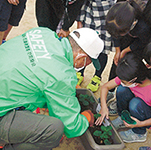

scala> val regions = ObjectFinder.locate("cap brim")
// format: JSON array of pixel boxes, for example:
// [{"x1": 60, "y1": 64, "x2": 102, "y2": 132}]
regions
[{"x1": 91, "y1": 58, "x2": 101, "y2": 70}]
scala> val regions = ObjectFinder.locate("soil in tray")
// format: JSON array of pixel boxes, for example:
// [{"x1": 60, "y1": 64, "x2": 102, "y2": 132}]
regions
[{"x1": 77, "y1": 93, "x2": 113, "y2": 145}]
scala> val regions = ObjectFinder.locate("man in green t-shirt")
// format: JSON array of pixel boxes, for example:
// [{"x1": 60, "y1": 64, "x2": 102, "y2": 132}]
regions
[{"x1": 0, "y1": 27, "x2": 104, "y2": 149}]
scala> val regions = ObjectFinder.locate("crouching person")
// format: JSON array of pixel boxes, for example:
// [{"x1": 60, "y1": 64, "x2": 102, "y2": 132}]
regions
[{"x1": 0, "y1": 27, "x2": 104, "y2": 149}]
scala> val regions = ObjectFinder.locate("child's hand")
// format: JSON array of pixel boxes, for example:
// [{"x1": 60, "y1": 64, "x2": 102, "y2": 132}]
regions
[
  {"x1": 95, "y1": 106, "x2": 109, "y2": 126},
  {"x1": 123, "y1": 116, "x2": 141, "y2": 128}
]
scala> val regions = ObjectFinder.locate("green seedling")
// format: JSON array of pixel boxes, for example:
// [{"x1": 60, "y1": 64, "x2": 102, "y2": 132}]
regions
[
  {"x1": 121, "y1": 110, "x2": 136, "y2": 125},
  {"x1": 88, "y1": 97, "x2": 95, "y2": 103},
  {"x1": 100, "y1": 132, "x2": 109, "y2": 139},
  {"x1": 101, "y1": 125, "x2": 112, "y2": 136},
  {"x1": 79, "y1": 94, "x2": 85, "y2": 99},
  {"x1": 82, "y1": 100, "x2": 89, "y2": 106},
  {"x1": 93, "y1": 130, "x2": 102, "y2": 136},
  {"x1": 94, "y1": 113, "x2": 101, "y2": 119}
]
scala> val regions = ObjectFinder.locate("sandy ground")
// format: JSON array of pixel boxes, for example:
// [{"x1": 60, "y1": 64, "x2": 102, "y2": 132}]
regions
[{"x1": 6, "y1": 0, "x2": 151, "y2": 149}]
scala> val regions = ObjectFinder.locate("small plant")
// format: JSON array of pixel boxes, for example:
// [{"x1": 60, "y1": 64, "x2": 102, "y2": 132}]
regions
[
  {"x1": 94, "y1": 113, "x2": 101, "y2": 119},
  {"x1": 92, "y1": 125, "x2": 113, "y2": 145},
  {"x1": 82, "y1": 100, "x2": 89, "y2": 106}
]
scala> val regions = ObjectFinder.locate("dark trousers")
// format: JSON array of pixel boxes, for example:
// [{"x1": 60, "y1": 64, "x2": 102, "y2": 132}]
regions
[
  {"x1": 36, "y1": 0, "x2": 64, "y2": 31},
  {"x1": 0, "y1": 110, "x2": 64, "y2": 150},
  {"x1": 109, "y1": 34, "x2": 135, "y2": 92},
  {"x1": 116, "y1": 85, "x2": 151, "y2": 134}
]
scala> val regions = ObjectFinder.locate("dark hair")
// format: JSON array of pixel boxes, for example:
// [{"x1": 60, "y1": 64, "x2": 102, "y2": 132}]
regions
[
  {"x1": 143, "y1": 42, "x2": 151, "y2": 65},
  {"x1": 116, "y1": 52, "x2": 150, "y2": 83},
  {"x1": 106, "y1": 0, "x2": 143, "y2": 38}
]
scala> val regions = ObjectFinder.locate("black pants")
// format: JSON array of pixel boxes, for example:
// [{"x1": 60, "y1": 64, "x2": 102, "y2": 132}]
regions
[
  {"x1": 108, "y1": 34, "x2": 135, "y2": 92},
  {"x1": 36, "y1": 0, "x2": 64, "y2": 31}
]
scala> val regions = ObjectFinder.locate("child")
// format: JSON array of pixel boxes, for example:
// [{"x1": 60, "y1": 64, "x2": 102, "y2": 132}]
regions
[
  {"x1": 95, "y1": 52, "x2": 151, "y2": 143},
  {"x1": 36, "y1": 0, "x2": 85, "y2": 38},
  {"x1": 105, "y1": 0, "x2": 150, "y2": 115},
  {"x1": 0, "y1": 0, "x2": 27, "y2": 44},
  {"x1": 76, "y1": 0, "x2": 115, "y2": 92},
  {"x1": 106, "y1": 0, "x2": 150, "y2": 82}
]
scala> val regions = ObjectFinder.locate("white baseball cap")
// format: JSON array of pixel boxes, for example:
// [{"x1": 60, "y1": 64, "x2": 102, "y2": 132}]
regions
[{"x1": 69, "y1": 27, "x2": 104, "y2": 70}]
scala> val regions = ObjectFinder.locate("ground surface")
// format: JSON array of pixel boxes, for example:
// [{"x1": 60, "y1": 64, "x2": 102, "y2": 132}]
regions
[{"x1": 7, "y1": 0, "x2": 151, "y2": 149}]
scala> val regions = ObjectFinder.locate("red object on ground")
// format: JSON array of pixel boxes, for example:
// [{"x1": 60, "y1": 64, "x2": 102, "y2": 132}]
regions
[{"x1": 36, "y1": 107, "x2": 40, "y2": 114}]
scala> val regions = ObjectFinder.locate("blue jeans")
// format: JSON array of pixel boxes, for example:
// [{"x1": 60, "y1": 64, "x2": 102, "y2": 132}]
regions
[{"x1": 116, "y1": 85, "x2": 151, "y2": 134}]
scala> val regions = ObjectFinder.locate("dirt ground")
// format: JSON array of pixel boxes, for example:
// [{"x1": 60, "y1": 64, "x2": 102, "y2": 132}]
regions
[{"x1": 7, "y1": 0, "x2": 151, "y2": 149}]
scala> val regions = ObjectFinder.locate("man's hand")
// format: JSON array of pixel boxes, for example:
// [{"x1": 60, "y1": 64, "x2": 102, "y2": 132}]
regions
[
  {"x1": 8, "y1": 0, "x2": 19, "y2": 5},
  {"x1": 58, "y1": 29, "x2": 70, "y2": 38},
  {"x1": 81, "y1": 110, "x2": 94, "y2": 127}
]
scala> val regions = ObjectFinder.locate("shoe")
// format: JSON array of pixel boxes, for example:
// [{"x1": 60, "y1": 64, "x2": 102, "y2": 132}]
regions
[
  {"x1": 108, "y1": 100, "x2": 118, "y2": 116},
  {"x1": 87, "y1": 75, "x2": 101, "y2": 92},
  {"x1": 97, "y1": 91, "x2": 115, "y2": 105},
  {"x1": 76, "y1": 72, "x2": 84, "y2": 86},
  {"x1": 106, "y1": 91, "x2": 116, "y2": 105},
  {"x1": 119, "y1": 129, "x2": 147, "y2": 143},
  {"x1": 139, "y1": 147, "x2": 151, "y2": 150},
  {"x1": 111, "y1": 116, "x2": 125, "y2": 130}
]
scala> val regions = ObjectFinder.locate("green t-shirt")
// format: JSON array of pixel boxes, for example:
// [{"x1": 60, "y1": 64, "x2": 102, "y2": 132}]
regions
[{"x1": 0, "y1": 27, "x2": 89, "y2": 138}]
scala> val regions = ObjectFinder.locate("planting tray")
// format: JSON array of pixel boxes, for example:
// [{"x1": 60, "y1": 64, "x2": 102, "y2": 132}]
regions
[{"x1": 76, "y1": 88, "x2": 125, "y2": 150}]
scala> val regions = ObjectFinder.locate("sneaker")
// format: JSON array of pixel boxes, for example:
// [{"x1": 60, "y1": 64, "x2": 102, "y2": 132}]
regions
[
  {"x1": 106, "y1": 91, "x2": 116, "y2": 105},
  {"x1": 108, "y1": 100, "x2": 118, "y2": 115},
  {"x1": 111, "y1": 116, "x2": 125, "y2": 130},
  {"x1": 87, "y1": 75, "x2": 101, "y2": 92},
  {"x1": 119, "y1": 129, "x2": 147, "y2": 143},
  {"x1": 76, "y1": 72, "x2": 84, "y2": 86},
  {"x1": 139, "y1": 147, "x2": 151, "y2": 150}
]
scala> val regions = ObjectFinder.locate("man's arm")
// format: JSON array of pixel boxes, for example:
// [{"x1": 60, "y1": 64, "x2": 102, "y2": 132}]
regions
[{"x1": 44, "y1": 77, "x2": 89, "y2": 138}]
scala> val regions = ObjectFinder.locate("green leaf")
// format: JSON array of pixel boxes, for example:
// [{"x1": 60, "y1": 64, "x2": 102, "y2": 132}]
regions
[
  {"x1": 104, "y1": 139, "x2": 111, "y2": 145},
  {"x1": 101, "y1": 125, "x2": 107, "y2": 131},
  {"x1": 82, "y1": 100, "x2": 89, "y2": 106},
  {"x1": 103, "y1": 133, "x2": 109, "y2": 139},
  {"x1": 93, "y1": 130, "x2": 102, "y2": 136},
  {"x1": 107, "y1": 131, "x2": 112, "y2": 136},
  {"x1": 94, "y1": 114, "x2": 101, "y2": 119}
]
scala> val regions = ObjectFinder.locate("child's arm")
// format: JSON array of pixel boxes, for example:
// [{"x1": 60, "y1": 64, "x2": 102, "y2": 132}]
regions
[
  {"x1": 120, "y1": 46, "x2": 131, "y2": 59},
  {"x1": 114, "y1": 47, "x2": 121, "y2": 65},
  {"x1": 95, "y1": 78, "x2": 118, "y2": 126}
]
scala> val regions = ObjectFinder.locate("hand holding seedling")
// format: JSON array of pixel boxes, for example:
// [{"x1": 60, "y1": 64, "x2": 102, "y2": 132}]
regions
[{"x1": 123, "y1": 116, "x2": 142, "y2": 128}]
